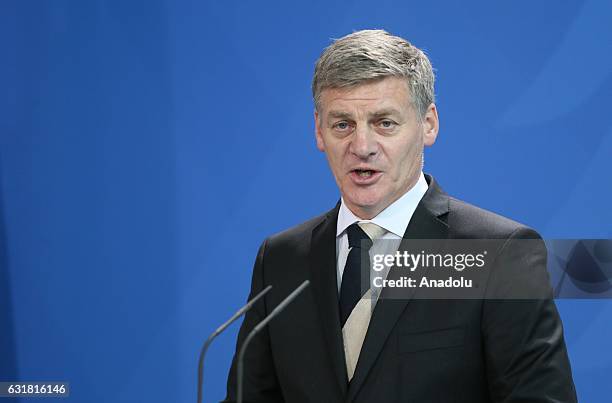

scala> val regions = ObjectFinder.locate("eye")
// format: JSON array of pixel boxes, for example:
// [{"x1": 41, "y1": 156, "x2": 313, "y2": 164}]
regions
[
  {"x1": 378, "y1": 119, "x2": 397, "y2": 129},
  {"x1": 333, "y1": 121, "x2": 352, "y2": 131}
]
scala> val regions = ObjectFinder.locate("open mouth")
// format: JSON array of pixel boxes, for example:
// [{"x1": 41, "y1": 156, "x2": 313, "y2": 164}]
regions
[
  {"x1": 354, "y1": 169, "x2": 376, "y2": 178},
  {"x1": 350, "y1": 169, "x2": 382, "y2": 184}
]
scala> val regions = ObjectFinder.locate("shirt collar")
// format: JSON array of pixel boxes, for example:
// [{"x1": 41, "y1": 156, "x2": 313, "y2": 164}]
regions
[{"x1": 336, "y1": 171, "x2": 429, "y2": 237}]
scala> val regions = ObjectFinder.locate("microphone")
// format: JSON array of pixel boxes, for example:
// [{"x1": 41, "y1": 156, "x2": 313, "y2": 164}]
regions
[
  {"x1": 236, "y1": 280, "x2": 310, "y2": 403},
  {"x1": 197, "y1": 284, "x2": 272, "y2": 403}
]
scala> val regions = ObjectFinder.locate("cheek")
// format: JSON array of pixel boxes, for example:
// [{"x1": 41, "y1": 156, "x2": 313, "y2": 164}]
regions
[
  {"x1": 322, "y1": 149, "x2": 345, "y2": 183},
  {"x1": 325, "y1": 141, "x2": 348, "y2": 168},
  {"x1": 387, "y1": 140, "x2": 421, "y2": 176}
]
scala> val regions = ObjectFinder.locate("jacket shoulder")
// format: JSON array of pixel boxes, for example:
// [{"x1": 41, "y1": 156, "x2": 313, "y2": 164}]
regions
[
  {"x1": 254, "y1": 209, "x2": 334, "y2": 285},
  {"x1": 265, "y1": 208, "x2": 334, "y2": 250},
  {"x1": 448, "y1": 196, "x2": 540, "y2": 239}
]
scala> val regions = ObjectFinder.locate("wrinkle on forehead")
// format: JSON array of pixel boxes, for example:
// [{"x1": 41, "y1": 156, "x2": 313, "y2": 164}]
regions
[{"x1": 319, "y1": 77, "x2": 412, "y2": 116}]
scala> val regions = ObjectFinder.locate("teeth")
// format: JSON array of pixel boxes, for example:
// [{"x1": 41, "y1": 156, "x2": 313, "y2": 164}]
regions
[{"x1": 358, "y1": 170, "x2": 372, "y2": 177}]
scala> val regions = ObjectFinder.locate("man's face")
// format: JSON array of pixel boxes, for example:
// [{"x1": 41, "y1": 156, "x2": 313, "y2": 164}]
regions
[{"x1": 315, "y1": 76, "x2": 439, "y2": 219}]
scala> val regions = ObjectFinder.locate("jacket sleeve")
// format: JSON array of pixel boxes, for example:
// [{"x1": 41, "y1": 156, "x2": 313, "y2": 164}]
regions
[
  {"x1": 482, "y1": 228, "x2": 578, "y2": 402},
  {"x1": 222, "y1": 239, "x2": 284, "y2": 403}
]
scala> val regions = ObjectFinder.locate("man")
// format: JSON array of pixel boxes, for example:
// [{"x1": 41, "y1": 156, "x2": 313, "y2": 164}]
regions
[{"x1": 223, "y1": 30, "x2": 577, "y2": 402}]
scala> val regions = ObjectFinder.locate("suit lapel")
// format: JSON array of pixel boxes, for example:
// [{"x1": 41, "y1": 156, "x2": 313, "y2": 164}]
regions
[
  {"x1": 309, "y1": 203, "x2": 349, "y2": 398},
  {"x1": 346, "y1": 175, "x2": 450, "y2": 402}
]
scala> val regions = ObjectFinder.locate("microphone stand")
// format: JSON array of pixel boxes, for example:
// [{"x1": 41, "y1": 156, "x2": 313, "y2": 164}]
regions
[
  {"x1": 197, "y1": 284, "x2": 272, "y2": 403},
  {"x1": 236, "y1": 280, "x2": 310, "y2": 403}
]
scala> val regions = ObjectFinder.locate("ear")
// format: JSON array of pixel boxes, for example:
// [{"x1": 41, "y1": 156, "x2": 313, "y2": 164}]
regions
[
  {"x1": 422, "y1": 103, "x2": 439, "y2": 147},
  {"x1": 314, "y1": 110, "x2": 325, "y2": 152}
]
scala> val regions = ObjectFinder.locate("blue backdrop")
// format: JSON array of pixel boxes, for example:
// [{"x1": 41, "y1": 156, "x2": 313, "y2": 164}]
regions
[{"x1": 1, "y1": 1, "x2": 611, "y2": 402}]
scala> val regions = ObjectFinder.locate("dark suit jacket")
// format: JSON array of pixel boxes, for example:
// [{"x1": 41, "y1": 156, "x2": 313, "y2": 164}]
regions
[{"x1": 223, "y1": 174, "x2": 577, "y2": 403}]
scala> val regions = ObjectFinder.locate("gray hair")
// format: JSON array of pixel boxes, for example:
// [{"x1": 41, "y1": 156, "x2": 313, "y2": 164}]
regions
[{"x1": 312, "y1": 29, "x2": 435, "y2": 119}]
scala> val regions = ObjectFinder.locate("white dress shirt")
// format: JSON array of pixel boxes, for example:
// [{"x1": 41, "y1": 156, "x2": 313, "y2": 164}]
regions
[{"x1": 335, "y1": 172, "x2": 429, "y2": 293}]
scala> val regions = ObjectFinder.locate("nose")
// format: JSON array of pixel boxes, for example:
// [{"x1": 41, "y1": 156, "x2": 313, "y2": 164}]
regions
[{"x1": 349, "y1": 124, "x2": 378, "y2": 159}]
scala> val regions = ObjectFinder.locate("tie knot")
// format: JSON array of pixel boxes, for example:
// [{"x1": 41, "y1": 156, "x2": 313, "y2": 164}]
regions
[
  {"x1": 346, "y1": 223, "x2": 378, "y2": 249},
  {"x1": 358, "y1": 222, "x2": 387, "y2": 240}
]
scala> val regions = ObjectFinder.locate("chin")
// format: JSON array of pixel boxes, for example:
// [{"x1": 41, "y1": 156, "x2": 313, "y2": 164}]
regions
[{"x1": 345, "y1": 192, "x2": 383, "y2": 213}]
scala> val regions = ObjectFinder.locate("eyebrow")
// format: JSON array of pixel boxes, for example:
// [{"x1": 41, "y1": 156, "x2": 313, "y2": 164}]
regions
[
  {"x1": 369, "y1": 108, "x2": 402, "y2": 119},
  {"x1": 326, "y1": 108, "x2": 402, "y2": 121},
  {"x1": 327, "y1": 110, "x2": 353, "y2": 120}
]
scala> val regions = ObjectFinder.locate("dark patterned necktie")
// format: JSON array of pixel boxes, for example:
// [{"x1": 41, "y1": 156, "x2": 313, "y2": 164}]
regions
[{"x1": 339, "y1": 223, "x2": 374, "y2": 326}]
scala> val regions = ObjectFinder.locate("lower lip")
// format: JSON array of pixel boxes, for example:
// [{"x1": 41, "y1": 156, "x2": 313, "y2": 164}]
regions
[{"x1": 349, "y1": 171, "x2": 383, "y2": 185}]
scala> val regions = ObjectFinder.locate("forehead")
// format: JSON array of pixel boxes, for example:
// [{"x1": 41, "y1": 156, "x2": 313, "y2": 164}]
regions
[{"x1": 318, "y1": 77, "x2": 412, "y2": 114}]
